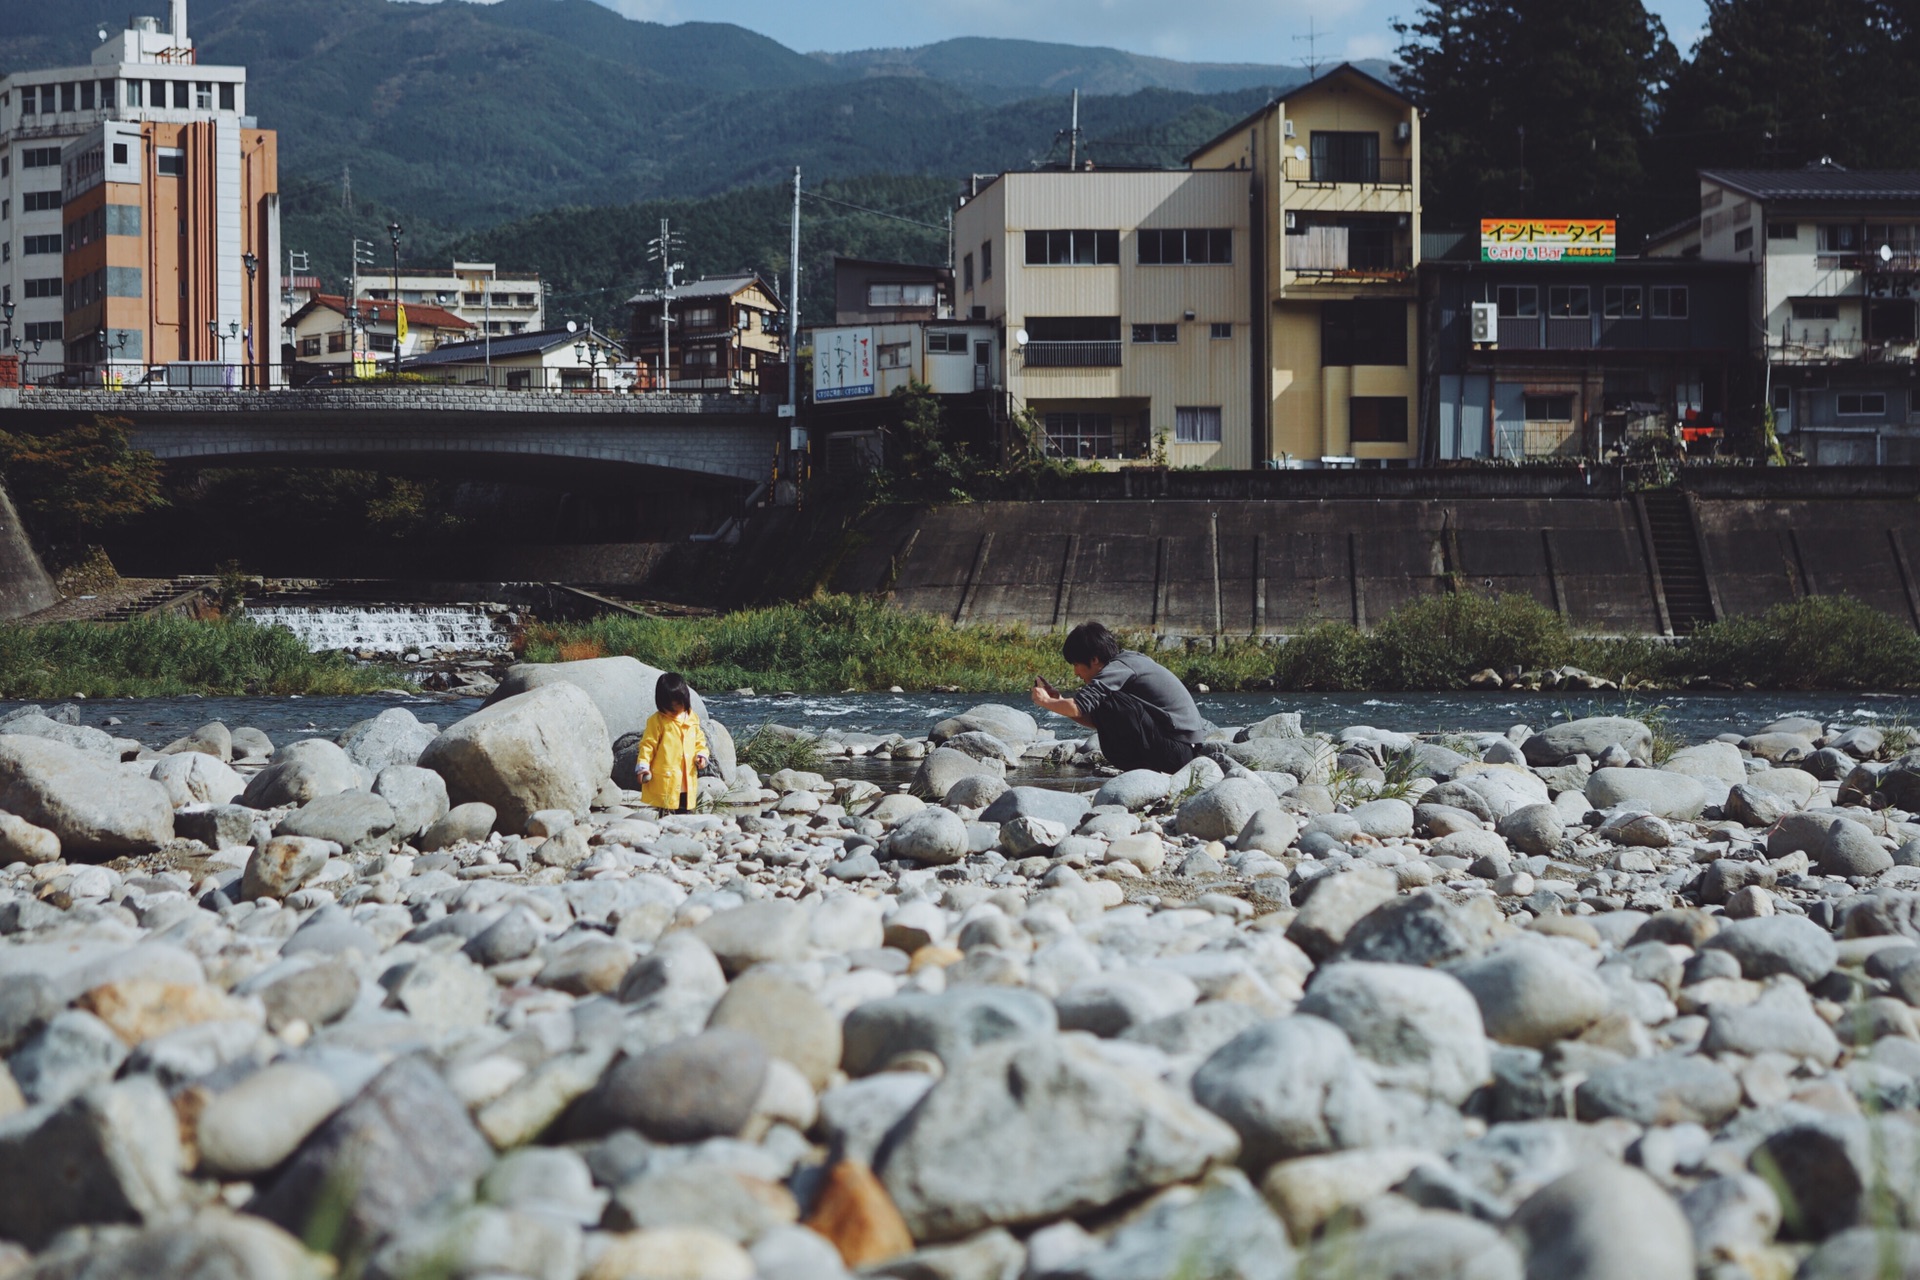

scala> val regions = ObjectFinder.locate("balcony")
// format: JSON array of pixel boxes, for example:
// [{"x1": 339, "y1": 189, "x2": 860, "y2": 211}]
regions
[
  {"x1": 1767, "y1": 336, "x2": 1917, "y2": 366},
  {"x1": 1022, "y1": 341, "x2": 1122, "y2": 368},
  {"x1": 1283, "y1": 156, "x2": 1413, "y2": 188}
]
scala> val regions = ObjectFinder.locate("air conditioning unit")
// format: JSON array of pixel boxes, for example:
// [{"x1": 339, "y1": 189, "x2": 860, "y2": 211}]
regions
[
  {"x1": 1283, "y1": 120, "x2": 1295, "y2": 138},
  {"x1": 1395, "y1": 121, "x2": 1412, "y2": 142},
  {"x1": 1470, "y1": 301, "x2": 1498, "y2": 346}
]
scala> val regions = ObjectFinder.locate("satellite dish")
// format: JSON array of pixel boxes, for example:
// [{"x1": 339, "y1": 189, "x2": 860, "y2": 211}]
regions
[
  {"x1": 1014, "y1": 328, "x2": 1029, "y2": 347},
  {"x1": 566, "y1": 320, "x2": 578, "y2": 332},
  {"x1": 1294, "y1": 145, "x2": 1307, "y2": 162},
  {"x1": 97, "y1": 27, "x2": 109, "y2": 42},
  {"x1": 1881, "y1": 244, "x2": 1895, "y2": 264}
]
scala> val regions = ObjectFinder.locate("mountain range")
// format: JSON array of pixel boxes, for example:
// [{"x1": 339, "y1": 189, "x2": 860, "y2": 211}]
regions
[{"x1": 0, "y1": 0, "x2": 1386, "y2": 324}]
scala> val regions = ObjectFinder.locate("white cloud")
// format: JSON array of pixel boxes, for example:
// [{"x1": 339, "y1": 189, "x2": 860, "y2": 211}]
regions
[{"x1": 1343, "y1": 32, "x2": 1393, "y2": 60}]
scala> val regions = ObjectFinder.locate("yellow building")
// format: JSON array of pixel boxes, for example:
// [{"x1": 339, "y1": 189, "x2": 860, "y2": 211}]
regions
[
  {"x1": 1187, "y1": 63, "x2": 1422, "y2": 465},
  {"x1": 953, "y1": 168, "x2": 1254, "y2": 469}
]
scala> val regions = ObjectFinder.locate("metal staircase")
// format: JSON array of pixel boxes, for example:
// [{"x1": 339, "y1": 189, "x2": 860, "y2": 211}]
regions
[{"x1": 1639, "y1": 492, "x2": 1715, "y2": 633}]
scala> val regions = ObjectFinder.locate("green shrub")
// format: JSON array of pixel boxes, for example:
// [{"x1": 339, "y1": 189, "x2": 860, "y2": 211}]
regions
[
  {"x1": 1272, "y1": 621, "x2": 1374, "y2": 690},
  {"x1": 1680, "y1": 595, "x2": 1920, "y2": 689},
  {"x1": 1367, "y1": 592, "x2": 1572, "y2": 689}
]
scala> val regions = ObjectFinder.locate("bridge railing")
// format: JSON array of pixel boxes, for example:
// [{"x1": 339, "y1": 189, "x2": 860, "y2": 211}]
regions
[{"x1": 9, "y1": 360, "x2": 765, "y2": 397}]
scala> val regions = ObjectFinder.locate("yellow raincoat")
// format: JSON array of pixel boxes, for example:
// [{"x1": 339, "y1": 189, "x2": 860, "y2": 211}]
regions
[{"x1": 636, "y1": 709, "x2": 708, "y2": 811}]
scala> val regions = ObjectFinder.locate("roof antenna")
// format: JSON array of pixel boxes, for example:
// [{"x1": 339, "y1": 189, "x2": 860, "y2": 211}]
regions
[
  {"x1": 1293, "y1": 17, "x2": 1323, "y2": 79},
  {"x1": 1069, "y1": 89, "x2": 1080, "y2": 170}
]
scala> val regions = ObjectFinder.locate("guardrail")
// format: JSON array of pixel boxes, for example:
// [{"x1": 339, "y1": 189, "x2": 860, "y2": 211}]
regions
[{"x1": 3, "y1": 360, "x2": 773, "y2": 395}]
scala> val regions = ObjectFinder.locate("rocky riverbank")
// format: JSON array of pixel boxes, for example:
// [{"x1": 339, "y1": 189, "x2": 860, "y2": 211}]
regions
[{"x1": 0, "y1": 658, "x2": 1917, "y2": 1277}]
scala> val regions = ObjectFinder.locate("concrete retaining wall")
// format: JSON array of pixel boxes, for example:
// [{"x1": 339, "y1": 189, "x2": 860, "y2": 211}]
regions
[
  {"x1": 0, "y1": 482, "x2": 56, "y2": 621},
  {"x1": 831, "y1": 497, "x2": 1920, "y2": 636}
]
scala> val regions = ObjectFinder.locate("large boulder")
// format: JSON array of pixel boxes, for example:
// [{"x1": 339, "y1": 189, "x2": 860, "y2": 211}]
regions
[
  {"x1": 1178, "y1": 778, "x2": 1281, "y2": 842},
  {"x1": 910, "y1": 747, "x2": 1004, "y2": 802},
  {"x1": 487, "y1": 656, "x2": 731, "y2": 783},
  {"x1": 240, "y1": 739, "x2": 362, "y2": 809},
  {"x1": 337, "y1": 707, "x2": 439, "y2": 771},
  {"x1": 930, "y1": 704, "x2": 1040, "y2": 748},
  {"x1": 878, "y1": 1035, "x2": 1238, "y2": 1242},
  {"x1": 0, "y1": 714, "x2": 118, "y2": 757},
  {"x1": 274, "y1": 792, "x2": 398, "y2": 855},
  {"x1": 1522, "y1": 717, "x2": 1652, "y2": 766},
  {"x1": 0, "y1": 736, "x2": 172, "y2": 860},
  {"x1": 1297, "y1": 962, "x2": 1490, "y2": 1105},
  {"x1": 1226, "y1": 738, "x2": 1335, "y2": 784},
  {"x1": 1584, "y1": 768, "x2": 1709, "y2": 820},
  {"x1": 420, "y1": 684, "x2": 613, "y2": 832},
  {"x1": 147, "y1": 752, "x2": 247, "y2": 808}
]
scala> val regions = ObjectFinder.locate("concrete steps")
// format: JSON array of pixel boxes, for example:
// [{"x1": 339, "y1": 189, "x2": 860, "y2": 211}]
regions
[{"x1": 1640, "y1": 492, "x2": 1716, "y2": 634}]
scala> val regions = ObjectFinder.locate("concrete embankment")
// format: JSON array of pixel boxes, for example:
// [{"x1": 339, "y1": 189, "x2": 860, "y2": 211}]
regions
[
  {"x1": 0, "y1": 480, "x2": 55, "y2": 620},
  {"x1": 817, "y1": 468, "x2": 1920, "y2": 636}
]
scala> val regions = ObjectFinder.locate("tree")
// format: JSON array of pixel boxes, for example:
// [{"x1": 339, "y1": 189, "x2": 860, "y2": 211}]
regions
[
  {"x1": 0, "y1": 415, "x2": 164, "y2": 546},
  {"x1": 1397, "y1": 0, "x2": 1679, "y2": 239}
]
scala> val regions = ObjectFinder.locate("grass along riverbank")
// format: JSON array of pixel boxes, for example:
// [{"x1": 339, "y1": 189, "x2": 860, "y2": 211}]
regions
[
  {"x1": 0, "y1": 616, "x2": 407, "y2": 698},
  {"x1": 526, "y1": 592, "x2": 1920, "y2": 694},
  {"x1": 6, "y1": 592, "x2": 1915, "y2": 699}
]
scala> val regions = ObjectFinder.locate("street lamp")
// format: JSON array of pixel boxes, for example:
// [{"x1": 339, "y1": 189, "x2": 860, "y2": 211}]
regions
[
  {"x1": 387, "y1": 222, "x2": 403, "y2": 380},
  {"x1": 242, "y1": 252, "x2": 258, "y2": 387},
  {"x1": 96, "y1": 327, "x2": 129, "y2": 385}
]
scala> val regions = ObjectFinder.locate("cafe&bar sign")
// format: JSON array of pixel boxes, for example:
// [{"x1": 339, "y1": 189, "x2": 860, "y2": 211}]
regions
[{"x1": 1480, "y1": 219, "x2": 1617, "y2": 263}]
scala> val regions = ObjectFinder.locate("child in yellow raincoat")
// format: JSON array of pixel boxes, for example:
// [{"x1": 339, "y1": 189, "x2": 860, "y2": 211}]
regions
[{"x1": 636, "y1": 672, "x2": 708, "y2": 812}]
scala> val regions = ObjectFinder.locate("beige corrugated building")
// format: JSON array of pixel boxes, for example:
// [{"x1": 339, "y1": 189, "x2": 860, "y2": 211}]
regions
[{"x1": 953, "y1": 64, "x2": 1421, "y2": 470}]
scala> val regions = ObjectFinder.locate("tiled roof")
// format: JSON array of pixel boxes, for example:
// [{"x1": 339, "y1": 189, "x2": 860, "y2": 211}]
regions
[
  {"x1": 1704, "y1": 167, "x2": 1920, "y2": 201},
  {"x1": 304, "y1": 294, "x2": 471, "y2": 330}
]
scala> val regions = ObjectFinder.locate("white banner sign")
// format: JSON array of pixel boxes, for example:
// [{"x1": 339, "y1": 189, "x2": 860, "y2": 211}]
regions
[{"x1": 813, "y1": 327, "x2": 875, "y2": 400}]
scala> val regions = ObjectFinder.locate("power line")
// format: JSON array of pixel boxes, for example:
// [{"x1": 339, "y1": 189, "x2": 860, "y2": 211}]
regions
[{"x1": 799, "y1": 189, "x2": 948, "y2": 232}]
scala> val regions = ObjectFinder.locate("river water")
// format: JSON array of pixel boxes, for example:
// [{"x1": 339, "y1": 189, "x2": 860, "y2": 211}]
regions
[{"x1": 10, "y1": 689, "x2": 1919, "y2": 753}]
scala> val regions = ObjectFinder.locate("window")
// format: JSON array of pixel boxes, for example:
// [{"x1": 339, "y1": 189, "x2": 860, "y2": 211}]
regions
[
  {"x1": 60, "y1": 83, "x2": 75, "y2": 113},
  {"x1": 1024, "y1": 229, "x2": 1120, "y2": 265},
  {"x1": 1734, "y1": 227, "x2": 1754, "y2": 251},
  {"x1": 1131, "y1": 323, "x2": 1177, "y2": 343},
  {"x1": 195, "y1": 82, "x2": 213, "y2": 109},
  {"x1": 1321, "y1": 299, "x2": 1407, "y2": 366},
  {"x1": 1868, "y1": 224, "x2": 1920, "y2": 252},
  {"x1": 156, "y1": 149, "x2": 183, "y2": 177},
  {"x1": 327, "y1": 333, "x2": 347, "y2": 353},
  {"x1": 1, "y1": 200, "x2": 8, "y2": 220},
  {"x1": 1525, "y1": 394, "x2": 1575, "y2": 421},
  {"x1": 1137, "y1": 228, "x2": 1233, "y2": 264},
  {"x1": 1043, "y1": 411, "x2": 1116, "y2": 457},
  {"x1": 79, "y1": 82, "x2": 95, "y2": 111},
  {"x1": 21, "y1": 235, "x2": 59, "y2": 255},
  {"x1": 1496, "y1": 285, "x2": 1537, "y2": 318},
  {"x1": 962, "y1": 253, "x2": 973, "y2": 293},
  {"x1": 680, "y1": 305, "x2": 717, "y2": 328},
  {"x1": 18, "y1": 86, "x2": 33, "y2": 116},
  {"x1": 927, "y1": 331, "x2": 968, "y2": 353},
  {"x1": 980, "y1": 241, "x2": 991, "y2": 281},
  {"x1": 23, "y1": 322, "x2": 61, "y2": 342},
  {"x1": 21, "y1": 147, "x2": 60, "y2": 168},
  {"x1": 1838, "y1": 392, "x2": 1886, "y2": 416},
  {"x1": 1174, "y1": 406, "x2": 1222, "y2": 443},
  {"x1": 112, "y1": 142, "x2": 127, "y2": 165},
  {"x1": 1821, "y1": 224, "x2": 1861, "y2": 253},
  {"x1": 1767, "y1": 222, "x2": 1798, "y2": 241},
  {"x1": 1793, "y1": 300, "x2": 1840, "y2": 321},
  {"x1": 867, "y1": 282, "x2": 936, "y2": 308},
  {"x1": 877, "y1": 341, "x2": 910, "y2": 369},
  {"x1": 1210, "y1": 322, "x2": 1232, "y2": 339},
  {"x1": 20, "y1": 192, "x2": 59, "y2": 213},
  {"x1": 1772, "y1": 386, "x2": 1792, "y2": 412},
  {"x1": 1026, "y1": 316, "x2": 1120, "y2": 341},
  {"x1": 1603, "y1": 286, "x2": 1643, "y2": 318},
  {"x1": 1650, "y1": 286, "x2": 1689, "y2": 318},
  {"x1": 1310, "y1": 131, "x2": 1380, "y2": 183},
  {"x1": 369, "y1": 333, "x2": 396, "y2": 353},
  {"x1": 22, "y1": 278, "x2": 59, "y2": 299},
  {"x1": 1, "y1": 158, "x2": 8, "y2": 177},
  {"x1": 219, "y1": 82, "x2": 235, "y2": 111},
  {"x1": 684, "y1": 347, "x2": 719, "y2": 367},
  {"x1": 172, "y1": 81, "x2": 188, "y2": 109},
  {"x1": 1349, "y1": 396, "x2": 1408, "y2": 442},
  {"x1": 1548, "y1": 286, "x2": 1590, "y2": 318},
  {"x1": 298, "y1": 335, "x2": 322, "y2": 356}
]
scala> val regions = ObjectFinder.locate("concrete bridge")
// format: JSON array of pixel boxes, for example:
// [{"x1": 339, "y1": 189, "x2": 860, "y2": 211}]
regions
[{"x1": 0, "y1": 386, "x2": 783, "y2": 492}]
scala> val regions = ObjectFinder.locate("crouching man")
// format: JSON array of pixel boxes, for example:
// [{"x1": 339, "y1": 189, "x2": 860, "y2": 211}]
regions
[{"x1": 1030, "y1": 621, "x2": 1213, "y2": 773}]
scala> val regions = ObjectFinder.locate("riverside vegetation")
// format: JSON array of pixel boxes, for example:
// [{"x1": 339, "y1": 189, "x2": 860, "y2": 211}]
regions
[
  {"x1": 7, "y1": 591, "x2": 1920, "y2": 700},
  {"x1": 4, "y1": 658, "x2": 1920, "y2": 1276}
]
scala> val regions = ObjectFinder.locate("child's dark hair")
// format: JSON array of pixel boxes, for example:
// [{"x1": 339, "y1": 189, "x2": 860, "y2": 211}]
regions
[{"x1": 655, "y1": 672, "x2": 692, "y2": 713}]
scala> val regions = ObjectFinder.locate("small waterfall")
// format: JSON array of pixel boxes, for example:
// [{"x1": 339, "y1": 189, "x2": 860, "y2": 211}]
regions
[{"x1": 248, "y1": 604, "x2": 510, "y2": 656}]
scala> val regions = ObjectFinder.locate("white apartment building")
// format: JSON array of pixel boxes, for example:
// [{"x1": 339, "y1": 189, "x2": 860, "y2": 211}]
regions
[
  {"x1": 356, "y1": 262, "x2": 544, "y2": 336},
  {"x1": 1661, "y1": 165, "x2": 1920, "y2": 464},
  {"x1": 0, "y1": 1, "x2": 274, "y2": 370}
]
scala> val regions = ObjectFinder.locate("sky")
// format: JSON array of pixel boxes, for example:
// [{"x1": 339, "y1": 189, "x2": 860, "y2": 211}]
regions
[{"x1": 574, "y1": 0, "x2": 1715, "y2": 65}]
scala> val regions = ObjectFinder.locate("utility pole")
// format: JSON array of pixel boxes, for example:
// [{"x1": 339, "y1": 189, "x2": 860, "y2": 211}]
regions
[
  {"x1": 387, "y1": 222, "x2": 404, "y2": 380},
  {"x1": 788, "y1": 167, "x2": 801, "y2": 430},
  {"x1": 647, "y1": 219, "x2": 684, "y2": 390},
  {"x1": 483, "y1": 282, "x2": 491, "y2": 386},
  {"x1": 351, "y1": 237, "x2": 375, "y2": 376},
  {"x1": 1069, "y1": 89, "x2": 1080, "y2": 170}
]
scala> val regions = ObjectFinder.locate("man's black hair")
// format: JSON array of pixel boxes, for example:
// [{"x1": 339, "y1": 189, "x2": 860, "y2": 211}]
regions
[
  {"x1": 1061, "y1": 621, "x2": 1121, "y2": 666},
  {"x1": 655, "y1": 672, "x2": 693, "y2": 713}
]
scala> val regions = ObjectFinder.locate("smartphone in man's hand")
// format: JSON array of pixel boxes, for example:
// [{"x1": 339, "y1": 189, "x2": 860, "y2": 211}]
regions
[{"x1": 1033, "y1": 674, "x2": 1058, "y2": 697}]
